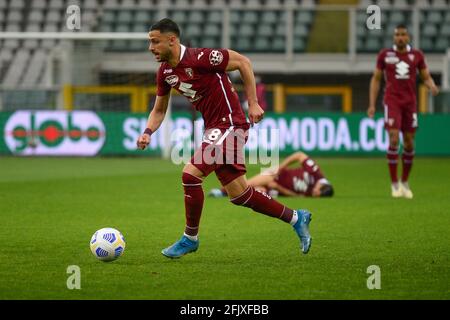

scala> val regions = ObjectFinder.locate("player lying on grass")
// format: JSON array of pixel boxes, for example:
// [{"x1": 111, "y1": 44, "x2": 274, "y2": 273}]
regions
[
  {"x1": 209, "y1": 151, "x2": 334, "y2": 198},
  {"x1": 136, "y1": 18, "x2": 312, "y2": 259}
]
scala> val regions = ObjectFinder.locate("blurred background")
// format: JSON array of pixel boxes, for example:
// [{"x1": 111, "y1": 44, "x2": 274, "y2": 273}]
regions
[{"x1": 0, "y1": 0, "x2": 449, "y2": 157}]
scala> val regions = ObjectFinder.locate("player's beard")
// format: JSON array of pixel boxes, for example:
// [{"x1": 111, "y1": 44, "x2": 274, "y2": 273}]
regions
[
  {"x1": 154, "y1": 51, "x2": 169, "y2": 62},
  {"x1": 395, "y1": 39, "x2": 407, "y2": 50}
]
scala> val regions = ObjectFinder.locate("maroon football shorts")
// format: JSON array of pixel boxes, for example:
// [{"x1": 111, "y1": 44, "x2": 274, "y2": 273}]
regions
[
  {"x1": 383, "y1": 101, "x2": 418, "y2": 133},
  {"x1": 190, "y1": 124, "x2": 250, "y2": 186}
]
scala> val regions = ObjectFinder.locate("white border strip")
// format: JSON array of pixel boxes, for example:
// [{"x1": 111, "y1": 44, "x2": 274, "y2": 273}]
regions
[{"x1": 216, "y1": 73, "x2": 234, "y2": 126}]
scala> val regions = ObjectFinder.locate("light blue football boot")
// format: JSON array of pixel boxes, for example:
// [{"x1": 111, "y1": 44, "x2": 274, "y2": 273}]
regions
[
  {"x1": 161, "y1": 235, "x2": 199, "y2": 259},
  {"x1": 208, "y1": 188, "x2": 226, "y2": 198},
  {"x1": 293, "y1": 210, "x2": 312, "y2": 254}
]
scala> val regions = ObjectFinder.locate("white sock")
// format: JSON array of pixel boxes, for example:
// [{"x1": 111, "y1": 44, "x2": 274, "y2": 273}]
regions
[
  {"x1": 184, "y1": 233, "x2": 198, "y2": 241},
  {"x1": 289, "y1": 210, "x2": 298, "y2": 226}
]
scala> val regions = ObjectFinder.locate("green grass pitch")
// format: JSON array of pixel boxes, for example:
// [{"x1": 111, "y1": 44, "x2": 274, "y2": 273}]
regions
[{"x1": 0, "y1": 156, "x2": 449, "y2": 299}]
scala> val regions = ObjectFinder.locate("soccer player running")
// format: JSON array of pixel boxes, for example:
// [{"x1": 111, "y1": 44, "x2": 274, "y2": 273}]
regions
[
  {"x1": 209, "y1": 151, "x2": 334, "y2": 198},
  {"x1": 136, "y1": 19, "x2": 312, "y2": 258},
  {"x1": 367, "y1": 24, "x2": 439, "y2": 199}
]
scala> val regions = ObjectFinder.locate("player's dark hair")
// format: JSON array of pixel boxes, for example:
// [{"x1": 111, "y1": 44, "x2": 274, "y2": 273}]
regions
[
  {"x1": 150, "y1": 18, "x2": 180, "y2": 38},
  {"x1": 320, "y1": 184, "x2": 334, "y2": 197},
  {"x1": 395, "y1": 24, "x2": 408, "y2": 32}
]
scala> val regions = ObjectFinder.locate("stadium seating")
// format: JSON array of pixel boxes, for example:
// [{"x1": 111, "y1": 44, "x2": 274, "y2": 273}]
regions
[
  {"x1": 1, "y1": 0, "x2": 449, "y2": 89},
  {"x1": 355, "y1": 2, "x2": 450, "y2": 54}
]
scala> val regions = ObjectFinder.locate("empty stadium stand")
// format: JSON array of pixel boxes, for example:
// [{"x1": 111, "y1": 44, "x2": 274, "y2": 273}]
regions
[{"x1": 0, "y1": 0, "x2": 449, "y2": 90}]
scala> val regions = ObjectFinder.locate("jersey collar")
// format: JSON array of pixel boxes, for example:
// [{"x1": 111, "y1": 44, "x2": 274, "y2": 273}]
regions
[
  {"x1": 180, "y1": 44, "x2": 186, "y2": 61},
  {"x1": 393, "y1": 44, "x2": 411, "y2": 52},
  {"x1": 169, "y1": 44, "x2": 186, "y2": 68}
]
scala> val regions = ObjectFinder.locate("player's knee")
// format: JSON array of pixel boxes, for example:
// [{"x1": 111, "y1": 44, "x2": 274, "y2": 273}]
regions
[
  {"x1": 388, "y1": 132, "x2": 400, "y2": 147},
  {"x1": 403, "y1": 137, "x2": 415, "y2": 150},
  {"x1": 182, "y1": 172, "x2": 203, "y2": 186},
  {"x1": 389, "y1": 137, "x2": 399, "y2": 148},
  {"x1": 403, "y1": 142, "x2": 414, "y2": 151}
]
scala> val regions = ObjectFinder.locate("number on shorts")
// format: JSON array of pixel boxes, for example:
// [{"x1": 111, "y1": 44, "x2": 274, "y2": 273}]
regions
[
  {"x1": 203, "y1": 127, "x2": 233, "y2": 145},
  {"x1": 208, "y1": 129, "x2": 222, "y2": 141}
]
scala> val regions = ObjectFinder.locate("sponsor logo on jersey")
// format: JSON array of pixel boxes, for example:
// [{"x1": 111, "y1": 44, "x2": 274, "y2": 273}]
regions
[
  {"x1": 185, "y1": 68, "x2": 194, "y2": 79},
  {"x1": 163, "y1": 69, "x2": 173, "y2": 74},
  {"x1": 165, "y1": 75, "x2": 179, "y2": 87},
  {"x1": 209, "y1": 50, "x2": 223, "y2": 66},
  {"x1": 385, "y1": 56, "x2": 399, "y2": 64},
  {"x1": 395, "y1": 61, "x2": 410, "y2": 79}
]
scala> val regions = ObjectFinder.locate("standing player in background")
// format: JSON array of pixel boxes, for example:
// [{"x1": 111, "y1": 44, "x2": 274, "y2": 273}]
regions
[
  {"x1": 367, "y1": 24, "x2": 439, "y2": 199},
  {"x1": 137, "y1": 19, "x2": 312, "y2": 258}
]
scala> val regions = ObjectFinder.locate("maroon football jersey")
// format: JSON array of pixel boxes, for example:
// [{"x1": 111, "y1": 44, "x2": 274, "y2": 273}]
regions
[
  {"x1": 275, "y1": 158, "x2": 326, "y2": 196},
  {"x1": 156, "y1": 45, "x2": 248, "y2": 129},
  {"x1": 376, "y1": 45, "x2": 427, "y2": 107}
]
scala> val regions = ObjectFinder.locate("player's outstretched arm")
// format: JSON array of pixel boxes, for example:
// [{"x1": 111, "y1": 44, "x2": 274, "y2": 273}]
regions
[
  {"x1": 368, "y1": 68, "x2": 383, "y2": 118},
  {"x1": 226, "y1": 49, "x2": 264, "y2": 125},
  {"x1": 420, "y1": 68, "x2": 439, "y2": 96},
  {"x1": 278, "y1": 152, "x2": 308, "y2": 172},
  {"x1": 267, "y1": 180, "x2": 298, "y2": 197},
  {"x1": 136, "y1": 94, "x2": 170, "y2": 150}
]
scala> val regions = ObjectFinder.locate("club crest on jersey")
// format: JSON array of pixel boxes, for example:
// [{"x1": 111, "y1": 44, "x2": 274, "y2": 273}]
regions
[
  {"x1": 408, "y1": 54, "x2": 415, "y2": 62},
  {"x1": 165, "y1": 75, "x2": 179, "y2": 87},
  {"x1": 209, "y1": 50, "x2": 223, "y2": 66},
  {"x1": 185, "y1": 68, "x2": 194, "y2": 79}
]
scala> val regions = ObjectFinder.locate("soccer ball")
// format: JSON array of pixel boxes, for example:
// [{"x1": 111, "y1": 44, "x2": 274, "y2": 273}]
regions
[{"x1": 90, "y1": 228, "x2": 126, "y2": 262}]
